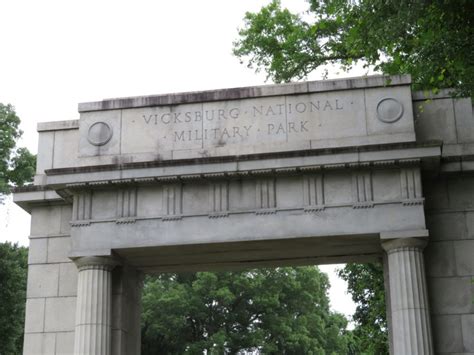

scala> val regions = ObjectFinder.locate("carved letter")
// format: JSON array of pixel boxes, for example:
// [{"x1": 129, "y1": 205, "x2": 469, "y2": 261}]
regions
[
  {"x1": 300, "y1": 121, "x2": 309, "y2": 132},
  {"x1": 174, "y1": 131, "x2": 185, "y2": 142}
]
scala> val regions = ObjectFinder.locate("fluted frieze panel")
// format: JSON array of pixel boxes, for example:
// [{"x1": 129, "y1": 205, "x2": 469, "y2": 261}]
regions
[{"x1": 303, "y1": 174, "x2": 324, "y2": 212}]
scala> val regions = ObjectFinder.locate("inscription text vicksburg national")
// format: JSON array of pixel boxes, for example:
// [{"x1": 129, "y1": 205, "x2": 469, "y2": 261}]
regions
[
  {"x1": 141, "y1": 98, "x2": 343, "y2": 143},
  {"x1": 120, "y1": 90, "x2": 366, "y2": 156}
]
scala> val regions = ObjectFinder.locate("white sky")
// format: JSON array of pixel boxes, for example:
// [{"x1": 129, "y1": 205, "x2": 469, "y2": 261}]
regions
[{"x1": 0, "y1": 0, "x2": 370, "y2": 321}]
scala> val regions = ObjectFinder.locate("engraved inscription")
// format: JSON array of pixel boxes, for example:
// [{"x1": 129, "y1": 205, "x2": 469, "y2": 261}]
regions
[{"x1": 130, "y1": 94, "x2": 350, "y2": 152}]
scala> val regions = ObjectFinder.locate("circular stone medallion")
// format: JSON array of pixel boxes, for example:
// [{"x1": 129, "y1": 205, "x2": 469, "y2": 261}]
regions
[
  {"x1": 376, "y1": 98, "x2": 404, "y2": 123},
  {"x1": 87, "y1": 122, "x2": 113, "y2": 146}
]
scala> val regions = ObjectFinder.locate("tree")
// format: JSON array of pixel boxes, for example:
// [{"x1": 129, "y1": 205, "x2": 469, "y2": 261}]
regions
[
  {"x1": 142, "y1": 267, "x2": 355, "y2": 354},
  {"x1": 233, "y1": 0, "x2": 474, "y2": 96},
  {"x1": 338, "y1": 263, "x2": 388, "y2": 354},
  {"x1": 0, "y1": 242, "x2": 28, "y2": 354},
  {"x1": 0, "y1": 103, "x2": 36, "y2": 201}
]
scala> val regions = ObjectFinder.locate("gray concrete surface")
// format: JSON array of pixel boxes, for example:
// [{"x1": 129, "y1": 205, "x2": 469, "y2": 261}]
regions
[{"x1": 15, "y1": 75, "x2": 474, "y2": 354}]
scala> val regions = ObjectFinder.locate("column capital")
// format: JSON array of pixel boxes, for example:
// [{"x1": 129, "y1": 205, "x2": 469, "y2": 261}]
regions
[
  {"x1": 381, "y1": 237, "x2": 428, "y2": 253},
  {"x1": 73, "y1": 256, "x2": 120, "y2": 271}
]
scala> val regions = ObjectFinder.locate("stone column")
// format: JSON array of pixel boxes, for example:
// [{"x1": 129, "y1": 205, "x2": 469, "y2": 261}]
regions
[
  {"x1": 73, "y1": 256, "x2": 119, "y2": 355},
  {"x1": 382, "y1": 238, "x2": 433, "y2": 355}
]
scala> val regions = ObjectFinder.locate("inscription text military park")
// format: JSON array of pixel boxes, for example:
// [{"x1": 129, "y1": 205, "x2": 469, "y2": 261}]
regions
[
  {"x1": 14, "y1": 76, "x2": 474, "y2": 354},
  {"x1": 142, "y1": 98, "x2": 343, "y2": 143}
]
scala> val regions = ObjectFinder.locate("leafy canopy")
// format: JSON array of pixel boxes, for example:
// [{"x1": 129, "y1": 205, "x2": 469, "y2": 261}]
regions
[
  {"x1": 0, "y1": 242, "x2": 28, "y2": 354},
  {"x1": 0, "y1": 103, "x2": 36, "y2": 199},
  {"x1": 142, "y1": 267, "x2": 355, "y2": 354},
  {"x1": 233, "y1": 0, "x2": 474, "y2": 96},
  {"x1": 339, "y1": 262, "x2": 388, "y2": 354}
]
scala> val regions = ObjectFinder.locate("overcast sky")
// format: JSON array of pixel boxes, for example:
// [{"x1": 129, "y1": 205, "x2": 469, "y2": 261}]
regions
[{"x1": 0, "y1": 0, "x2": 372, "y2": 320}]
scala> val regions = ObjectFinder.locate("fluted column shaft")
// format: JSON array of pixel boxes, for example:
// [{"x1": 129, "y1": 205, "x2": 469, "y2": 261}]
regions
[
  {"x1": 73, "y1": 256, "x2": 119, "y2": 355},
  {"x1": 382, "y1": 238, "x2": 433, "y2": 355}
]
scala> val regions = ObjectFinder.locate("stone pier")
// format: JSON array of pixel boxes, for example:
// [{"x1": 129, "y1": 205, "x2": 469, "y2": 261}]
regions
[{"x1": 14, "y1": 75, "x2": 474, "y2": 354}]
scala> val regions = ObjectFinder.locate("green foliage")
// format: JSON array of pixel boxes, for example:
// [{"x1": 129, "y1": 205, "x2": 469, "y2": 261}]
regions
[
  {"x1": 338, "y1": 262, "x2": 388, "y2": 355},
  {"x1": 0, "y1": 242, "x2": 28, "y2": 354},
  {"x1": 233, "y1": 0, "x2": 474, "y2": 96},
  {"x1": 142, "y1": 267, "x2": 354, "y2": 354},
  {"x1": 0, "y1": 103, "x2": 36, "y2": 199}
]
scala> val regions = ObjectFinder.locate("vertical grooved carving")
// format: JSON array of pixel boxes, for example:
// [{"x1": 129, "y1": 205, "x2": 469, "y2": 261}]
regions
[
  {"x1": 352, "y1": 170, "x2": 373, "y2": 208},
  {"x1": 116, "y1": 187, "x2": 138, "y2": 222},
  {"x1": 255, "y1": 178, "x2": 276, "y2": 214},
  {"x1": 72, "y1": 191, "x2": 92, "y2": 225},
  {"x1": 163, "y1": 184, "x2": 183, "y2": 220},
  {"x1": 74, "y1": 257, "x2": 118, "y2": 355},
  {"x1": 400, "y1": 167, "x2": 423, "y2": 205},
  {"x1": 209, "y1": 181, "x2": 229, "y2": 217},
  {"x1": 303, "y1": 174, "x2": 325, "y2": 212},
  {"x1": 382, "y1": 239, "x2": 433, "y2": 354}
]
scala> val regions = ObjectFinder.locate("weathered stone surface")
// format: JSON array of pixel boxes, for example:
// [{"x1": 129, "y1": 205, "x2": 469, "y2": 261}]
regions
[
  {"x1": 30, "y1": 206, "x2": 62, "y2": 236},
  {"x1": 14, "y1": 77, "x2": 474, "y2": 354},
  {"x1": 426, "y1": 212, "x2": 467, "y2": 241},
  {"x1": 432, "y1": 315, "x2": 464, "y2": 353},
  {"x1": 23, "y1": 333, "x2": 56, "y2": 355},
  {"x1": 26, "y1": 264, "x2": 59, "y2": 298},
  {"x1": 55, "y1": 331, "x2": 75, "y2": 355},
  {"x1": 453, "y1": 240, "x2": 474, "y2": 276},
  {"x1": 425, "y1": 241, "x2": 456, "y2": 277},
  {"x1": 429, "y1": 276, "x2": 473, "y2": 315},
  {"x1": 462, "y1": 314, "x2": 474, "y2": 352},
  {"x1": 28, "y1": 238, "x2": 48, "y2": 264},
  {"x1": 44, "y1": 297, "x2": 76, "y2": 332},
  {"x1": 58, "y1": 262, "x2": 78, "y2": 297},
  {"x1": 47, "y1": 236, "x2": 71, "y2": 263},
  {"x1": 24, "y1": 298, "x2": 45, "y2": 333}
]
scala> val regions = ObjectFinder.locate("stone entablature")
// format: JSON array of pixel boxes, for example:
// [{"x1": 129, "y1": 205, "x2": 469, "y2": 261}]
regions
[{"x1": 14, "y1": 76, "x2": 474, "y2": 355}]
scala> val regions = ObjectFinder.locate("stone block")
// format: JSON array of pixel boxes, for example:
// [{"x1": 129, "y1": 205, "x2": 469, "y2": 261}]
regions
[
  {"x1": 365, "y1": 85, "x2": 415, "y2": 136},
  {"x1": 31, "y1": 205, "x2": 62, "y2": 236},
  {"x1": 448, "y1": 176, "x2": 474, "y2": 210},
  {"x1": 454, "y1": 97, "x2": 474, "y2": 143},
  {"x1": 58, "y1": 262, "x2": 78, "y2": 296},
  {"x1": 429, "y1": 276, "x2": 473, "y2": 315},
  {"x1": 27, "y1": 264, "x2": 59, "y2": 298},
  {"x1": 55, "y1": 331, "x2": 75, "y2": 355},
  {"x1": 462, "y1": 314, "x2": 474, "y2": 352},
  {"x1": 431, "y1": 314, "x2": 464, "y2": 353},
  {"x1": 79, "y1": 110, "x2": 121, "y2": 157},
  {"x1": 44, "y1": 297, "x2": 76, "y2": 332},
  {"x1": 23, "y1": 332, "x2": 56, "y2": 355},
  {"x1": 24, "y1": 298, "x2": 45, "y2": 333},
  {"x1": 53, "y1": 129, "x2": 79, "y2": 169},
  {"x1": 414, "y1": 98, "x2": 457, "y2": 144},
  {"x1": 423, "y1": 178, "x2": 449, "y2": 210},
  {"x1": 465, "y1": 212, "x2": 474, "y2": 240},
  {"x1": 60, "y1": 205, "x2": 72, "y2": 234},
  {"x1": 426, "y1": 212, "x2": 467, "y2": 241},
  {"x1": 425, "y1": 241, "x2": 456, "y2": 277},
  {"x1": 454, "y1": 240, "x2": 474, "y2": 276},
  {"x1": 36, "y1": 131, "x2": 54, "y2": 175},
  {"x1": 28, "y1": 238, "x2": 48, "y2": 264},
  {"x1": 47, "y1": 236, "x2": 71, "y2": 263}
]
